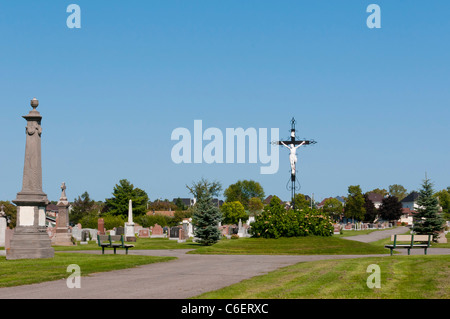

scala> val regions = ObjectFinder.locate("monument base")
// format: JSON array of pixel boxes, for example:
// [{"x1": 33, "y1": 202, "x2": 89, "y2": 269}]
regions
[
  {"x1": 7, "y1": 227, "x2": 54, "y2": 260},
  {"x1": 51, "y1": 232, "x2": 74, "y2": 246},
  {"x1": 125, "y1": 223, "x2": 135, "y2": 242}
]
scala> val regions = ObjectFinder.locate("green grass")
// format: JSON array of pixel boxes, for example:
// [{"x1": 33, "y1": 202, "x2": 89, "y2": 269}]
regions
[
  {"x1": 188, "y1": 236, "x2": 389, "y2": 255},
  {"x1": 0, "y1": 253, "x2": 175, "y2": 288},
  {"x1": 194, "y1": 255, "x2": 450, "y2": 299}
]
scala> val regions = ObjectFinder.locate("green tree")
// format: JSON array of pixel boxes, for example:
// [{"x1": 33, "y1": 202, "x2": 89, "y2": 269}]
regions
[
  {"x1": 221, "y1": 201, "x2": 247, "y2": 225},
  {"x1": 434, "y1": 189, "x2": 450, "y2": 220},
  {"x1": 370, "y1": 188, "x2": 388, "y2": 197},
  {"x1": 0, "y1": 201, "x2": 16, "y2": 228},
  {"x1": 70, "y1": 191, "x2": 96, "y2": 225},
  {"x1": 378, "y1": 196, "x2": 402, "y2": 223},
  {"x1": 293, "y1": 193, "x2": 310, "y2": 210},
  {"x1": 412, "y1": 178, "x2": 445, "y2": 240},
  {"x1": 389, "y1": 184, "x2": 408, "y2": 201},
  {"x1": 344, "y1": 185, "x2": 366, "y2": 222},
  {"x1": 248, "y1": 197, "x2": 264, "y2": 215},
  {"x1": 174, "y1": 197, "x2": 187, "y2": 211},
  {"x1": 105, "y1": 179, "x2": 149, "y2": 219},
  {"x1": 322, "y1": 198, "x2": 343, "y2": 222},
  {"x1": 224, "y1": 180, "x2": 265, "y2": 209},
  {"x1": 188, "y1": 178, "x2": 223, "y2": 246}
]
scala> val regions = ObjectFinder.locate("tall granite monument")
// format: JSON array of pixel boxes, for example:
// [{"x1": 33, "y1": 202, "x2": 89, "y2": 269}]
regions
[
  {"x1": 51, "y1": 182, "x2": 74, "y2": 246},
  {"x1": 7, "y1": 98, "x2": 54, "y2": 260}
]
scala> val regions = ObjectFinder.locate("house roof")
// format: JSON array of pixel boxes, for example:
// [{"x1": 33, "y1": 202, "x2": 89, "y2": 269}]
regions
[
  {"x1": 46, "y1": 204, "x2": 59, "y2": 212},
  {"x1": 366, "y1": 192, "x2": 384, "y2": 203},
  {"x1": 401, "y1": 191, "x2": 420, "y2": 203},
  {"x1": 147, "y1": 210, "x2": 175, "y2": 217},
  {"x1": 401, "y1": 207, "x2": 416, "y2": 216}
]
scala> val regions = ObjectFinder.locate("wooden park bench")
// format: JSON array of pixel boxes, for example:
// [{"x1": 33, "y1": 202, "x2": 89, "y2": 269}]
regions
[
  {"x1": 385, "y1": 234, "x2": 432, "y2": 256},
  {"x1": 97, "y1": 234, "x2": 135, "y2": 255}
]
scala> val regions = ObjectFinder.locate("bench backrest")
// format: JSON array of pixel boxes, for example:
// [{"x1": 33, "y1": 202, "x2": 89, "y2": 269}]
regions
[
  {"x1": 97, "y1": 235, "x2": 110, "y2": 246},
  {"x1": 390, "y1": 234, "x2": 432, "y2": 247},
  {"x1": 97, "y1": 234, "x2": 125, "y2": 246},
  {"x1": 110, "y1": 235, "x2": 124, "y2": 246}
]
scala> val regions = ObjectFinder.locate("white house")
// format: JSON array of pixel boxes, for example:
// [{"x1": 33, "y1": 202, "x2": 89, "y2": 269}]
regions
[{"x1": 401, "y1": 191, "x2": 420, "y2": 210}]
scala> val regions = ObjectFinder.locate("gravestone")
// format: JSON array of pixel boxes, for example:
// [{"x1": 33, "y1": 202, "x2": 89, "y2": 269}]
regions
[
  {"x1": 80, "y1": 230, "x2": 90, "y2": 245},
  {"x1": 333, "y1": 224, "x2": 341, "y2": 235},
  {"x1": 98, "y1": 218, "x2": 105, "y2": 235},
  {"x1": 139, "y1": 228, "x2": 150, "y2": 238},
  {"x1": 7, "y1": 98, "x2": 54, "y2": 260},
  {"x1": 116, "y1": 226, "x2": 124, "y2": 236},
  {"x1": 169, "y1": 227, "x2": 180, "y2": 240},
  {"x1": 51, "y1": 183, "x2": 74, "y2": 246},
  {"x1": 151, "y1": 224, "x2": 164, "y2": 238}
]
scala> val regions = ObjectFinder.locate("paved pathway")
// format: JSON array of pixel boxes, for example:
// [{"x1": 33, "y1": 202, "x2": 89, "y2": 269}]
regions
[
  {"x1": 0, "y1": 227, "x2": 448, "y2": 299},
  {"x1": 341, "y1": 226, "x2": 410, "y2": 243}
]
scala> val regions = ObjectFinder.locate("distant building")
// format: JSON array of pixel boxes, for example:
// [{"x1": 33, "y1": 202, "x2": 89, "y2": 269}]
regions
[
  {"x1": 399, "y1": 207, "x2": 415, "y2": 225},
  {"x1": 401, "y1": 191, "x2": 420, "y2": 210},
  {"x1": 366, "y1": 192, "x2": 384, "y2": 209}
]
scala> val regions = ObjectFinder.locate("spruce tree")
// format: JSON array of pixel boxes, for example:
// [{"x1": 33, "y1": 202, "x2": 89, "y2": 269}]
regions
[
  {"x1": 188, "y1": 178, "x2": 222, "y2": 246},
  {"x1": 412, "y1": 178, "x2": 444, "y2": 240}
]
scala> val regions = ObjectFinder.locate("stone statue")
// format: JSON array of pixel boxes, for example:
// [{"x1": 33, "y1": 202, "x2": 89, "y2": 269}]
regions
[{"x1": 280, "y1": 140, "x2": 305, "y2": 176}]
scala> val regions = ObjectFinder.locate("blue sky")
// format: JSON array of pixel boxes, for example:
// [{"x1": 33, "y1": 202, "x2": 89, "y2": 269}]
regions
[{"x1": 0, "y1": 1, "x2": 449, "y2": 204}]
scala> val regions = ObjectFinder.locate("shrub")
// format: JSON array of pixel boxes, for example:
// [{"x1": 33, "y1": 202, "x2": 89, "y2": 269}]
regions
[{"x1": 249, "y1": 196, "x2": 333, "y2": 238}]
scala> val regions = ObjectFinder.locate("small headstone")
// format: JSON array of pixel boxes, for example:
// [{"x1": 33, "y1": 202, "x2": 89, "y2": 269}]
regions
[
  {"x1": 151, "y1": 224, "x2": 164, "y2": 238},
  {"x1": 116, "y1": 226, "x2": 124, "y2": 236},
  {"x1": 169, "y1": 227, "x2": 180, "y2": 240},
  {"x1": 80, "y1": 230, "x2": 89, "y2": 245},
  {"x1": 98, "y1": 218, "x2": 105, "y2": 235},
  {"x1": 139, "y1": 228, "x2": 150, "y2": 238},
  {"x1": 437, "y1": 231, "x2": 448, "y2": 244},
  {"x1": 333, "y1": 224, "x2": 341, "y2": 235}
]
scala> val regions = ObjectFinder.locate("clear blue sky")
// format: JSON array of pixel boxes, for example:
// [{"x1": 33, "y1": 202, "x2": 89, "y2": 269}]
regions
[{"x1": 1, "y1": 1, "x2": 449, "y2": 204}]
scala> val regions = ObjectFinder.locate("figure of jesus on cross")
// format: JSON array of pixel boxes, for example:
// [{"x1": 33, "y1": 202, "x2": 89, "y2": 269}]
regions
[{"x1": 274, "y1": 117, "x2": 316, "y2": 209}]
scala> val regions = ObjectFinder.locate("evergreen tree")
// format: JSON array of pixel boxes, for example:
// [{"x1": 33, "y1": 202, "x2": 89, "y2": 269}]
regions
[
  {"x1": 105, "y1": 179, "x2": 149, "y2": 219},
  {"x1": 70, "y1": 191, "x2": 96, "y2": 225},
  {"x1": 412, "y1": 178, "x2": 444, "y2": 240},
  {"x1": 188, "y1": 178, "x2": 223, "y2": 246},
  {"x1": 378, "y1": 195, "x2": 402, "y2": 223}
]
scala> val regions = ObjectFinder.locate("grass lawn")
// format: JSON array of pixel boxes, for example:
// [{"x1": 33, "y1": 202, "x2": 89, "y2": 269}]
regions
[
  {"x1": 0, "y1": 253, "x2": 175, "y2": 288},
  {"x1": 189, "y1": 236, "x2": 389, "y2": 255},
  {"x1": 194, "y1": 255, "x2": 450, "y2": 299}
]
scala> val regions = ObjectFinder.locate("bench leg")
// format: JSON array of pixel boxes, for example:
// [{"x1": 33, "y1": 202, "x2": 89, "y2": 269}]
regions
[
  {"x1": 102, "y1": 247, "x2": 105, "y2": 255},
  {"x1": 424, "y1": 248, "x2": 427, "y2": 255},
  {"x1": 125, "y1": 248, "x2": 128, "y2": 255},
  {"x1": 114, "y1": 247, "x2": 117, "y2": 254},
  {"x1": 407, "y1": 248, "x2": 411, "y2": 255}
]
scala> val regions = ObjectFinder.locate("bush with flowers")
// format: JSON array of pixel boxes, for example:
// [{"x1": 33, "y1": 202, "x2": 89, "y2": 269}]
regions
[{"x1": 249, "y1": 196, "x2": 333, "y2": 238}]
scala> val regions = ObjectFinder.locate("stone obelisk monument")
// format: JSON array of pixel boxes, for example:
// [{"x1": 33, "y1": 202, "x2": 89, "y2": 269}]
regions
[
  {"x1": 7, "y1": 98, "x2": 54, "y2": 260},
  {"x1": 125, "y1": 199, "x2": 136, "y2": 242},
  {"x1": 51, "y1": 182, "x2": 74, "y2": 246}
]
